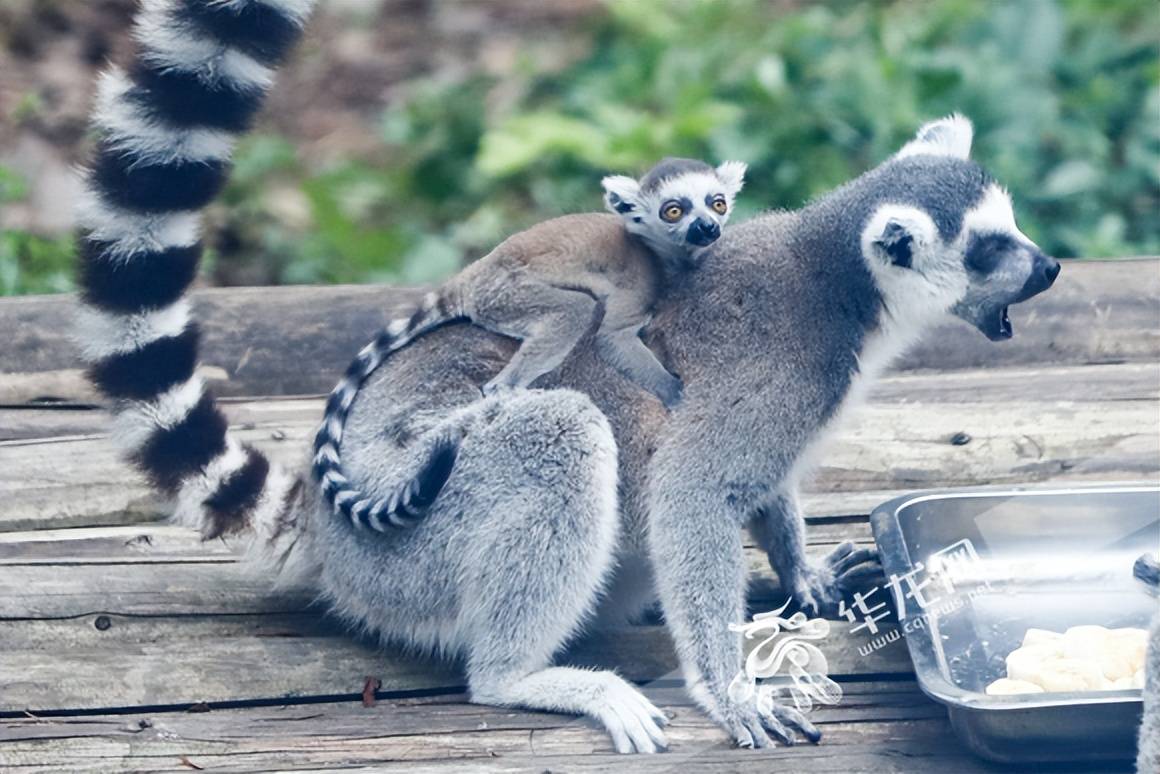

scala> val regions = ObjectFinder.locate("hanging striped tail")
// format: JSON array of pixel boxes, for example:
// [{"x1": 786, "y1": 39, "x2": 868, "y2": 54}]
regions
[
  {"x1": 75, "y1": 0, "x2": 315, "y2": 553},
  {"x1": 312, "y1": 287, "x2": 468, "y2": 531}
]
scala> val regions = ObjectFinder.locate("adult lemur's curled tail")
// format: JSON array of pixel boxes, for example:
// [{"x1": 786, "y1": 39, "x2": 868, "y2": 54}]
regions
[{"x1": 76, "y1": 0, "x2": 315, "y2": 554}]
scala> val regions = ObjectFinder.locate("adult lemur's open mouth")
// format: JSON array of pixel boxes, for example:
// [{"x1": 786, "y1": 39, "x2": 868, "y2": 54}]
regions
[{"x1": 982, "y1": 306, "x2": 1013, "y2": 341}]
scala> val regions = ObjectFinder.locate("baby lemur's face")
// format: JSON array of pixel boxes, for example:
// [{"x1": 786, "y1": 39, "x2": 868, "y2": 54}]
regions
[{"x1": 602, "y1": 158, "x2": 747, "y2": 263}]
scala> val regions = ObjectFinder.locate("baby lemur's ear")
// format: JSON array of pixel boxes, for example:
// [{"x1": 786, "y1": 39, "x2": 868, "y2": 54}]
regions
[
  {"x1": 602, "y1": 175, "x2": 642, "y2": 216},
  {"x1": 715, "y1": 161, "x2": 747, "y2": 196}
]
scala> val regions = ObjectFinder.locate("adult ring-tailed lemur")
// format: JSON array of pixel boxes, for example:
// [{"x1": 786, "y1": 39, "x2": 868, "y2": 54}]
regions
[{"x1": 77, "y1": 2, "x2": 1064, "y2": 755}]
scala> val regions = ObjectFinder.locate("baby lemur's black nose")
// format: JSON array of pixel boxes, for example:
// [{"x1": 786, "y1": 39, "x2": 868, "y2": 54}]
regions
[{"x1": 687, "y1": 218, "x2": 721, "y2": 246}]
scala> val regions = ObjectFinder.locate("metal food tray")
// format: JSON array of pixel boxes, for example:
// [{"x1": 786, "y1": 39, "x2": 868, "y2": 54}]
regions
[{"x1": 870, "y1": 483, "x2": 1158, "y2": 765}]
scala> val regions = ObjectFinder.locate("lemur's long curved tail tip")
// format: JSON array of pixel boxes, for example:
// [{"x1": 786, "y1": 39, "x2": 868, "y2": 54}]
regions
[{"x1": 75, "y1": 0, "x2": 316, "y2": 555}]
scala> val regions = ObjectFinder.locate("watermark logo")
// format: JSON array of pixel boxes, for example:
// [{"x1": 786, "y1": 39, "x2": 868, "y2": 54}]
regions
[{"x1": 727, "y1": 600, "x2": 843, "y2": 713}]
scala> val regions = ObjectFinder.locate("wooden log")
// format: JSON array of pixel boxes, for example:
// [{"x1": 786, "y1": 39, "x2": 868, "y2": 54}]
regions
[
  {"x1": 2, "y1": 364, "x2": 1156, "y2": 532},
  {"x1": 2, "y1": 259, "x2": 1156, "y2": 404}
]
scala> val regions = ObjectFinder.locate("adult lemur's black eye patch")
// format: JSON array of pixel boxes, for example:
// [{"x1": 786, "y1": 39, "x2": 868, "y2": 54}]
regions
[{"x1": 965, "y1": 232, "x2": 1016, "y2": 274}]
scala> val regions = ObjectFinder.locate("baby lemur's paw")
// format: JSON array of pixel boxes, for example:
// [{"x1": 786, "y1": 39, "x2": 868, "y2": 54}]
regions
[
  {"x1": 792, "y1": 541, "x2": 883, "y2": 618},
  {"x1": 716, "y1": 693, "x2": 821, "y2": 749},
  {"x1": 656, "y1": 374, "x2": 684, "y2": 410},
  {"x1": 480, "y1": 379, "x2": 516, "y2": 399}
]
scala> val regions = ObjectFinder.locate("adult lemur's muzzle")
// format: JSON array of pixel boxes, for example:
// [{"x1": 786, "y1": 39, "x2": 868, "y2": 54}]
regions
[
  {"x1": 1016, "y1": 252, "x2": 1061, "y2": 302},
  {"x1": 686, "y1": 218, "x2": 721, "y2": 246}
]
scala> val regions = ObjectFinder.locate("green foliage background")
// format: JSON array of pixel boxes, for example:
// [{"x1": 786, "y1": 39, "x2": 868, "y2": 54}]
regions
[{"x1": 2, "y1": 0, "x2": 1157, "y2": 295}]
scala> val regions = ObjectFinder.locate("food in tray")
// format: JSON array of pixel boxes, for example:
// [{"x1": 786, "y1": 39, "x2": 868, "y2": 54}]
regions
[{"x1": 985, "y1": 625, "x2": 1147, "y2": 696}]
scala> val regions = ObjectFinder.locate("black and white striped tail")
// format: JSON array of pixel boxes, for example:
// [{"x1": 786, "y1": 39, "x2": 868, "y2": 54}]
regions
[
  {"x1": 76, "y1": 0, "x2": 315, "y2": 553},
  {"x1": 312, "y1": 290, "x2": 465, "y2": 531}
]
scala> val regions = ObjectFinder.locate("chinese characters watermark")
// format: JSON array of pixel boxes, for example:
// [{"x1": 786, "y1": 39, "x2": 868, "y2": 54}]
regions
[{"x1": 845, "y1": 538, "x2": 995, "y2": 657}]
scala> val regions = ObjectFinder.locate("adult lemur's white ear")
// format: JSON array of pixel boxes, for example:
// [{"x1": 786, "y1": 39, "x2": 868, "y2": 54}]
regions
[
  {"x1": 861, "y1": 205, "x2": 938, "y2": 270},
  {"x1": 602, "y1": 175, "x2": 642, "y2": 215},
  {"x1": 715, "y1": 160, "x2": 747, "y2": 196},
  {"x1": 896, "y1": 114, "x2": 973, "y2": 160}
]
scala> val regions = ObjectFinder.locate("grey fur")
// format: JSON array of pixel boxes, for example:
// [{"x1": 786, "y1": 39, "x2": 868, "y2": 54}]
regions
[
  {"x1": 286, "y1": 117, "x2": 1059, "y2": 751},
  {"x1": 1136, "y1": 554, "x2": 1159, "y2": 772},
  {"x1": 1140, "y1": 615, "x2": 1160, "y2": 773},
  {"x1": 639, "y1": 157, "x2": 715, "y2": 193},
  {"x1": 314, "y1": 159, "x2": 746, "y2": 530}
]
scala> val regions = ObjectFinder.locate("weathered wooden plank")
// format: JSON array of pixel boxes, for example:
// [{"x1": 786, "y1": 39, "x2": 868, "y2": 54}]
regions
[
  {"x1": 0, "y1": 515, "x2": 870, "y2": 565},
  {"x1": 0, "y1": 410, "x2": 313, "y2": 533},
  {"x1": 0, "y1": 538, "x2": 867, "y2": 617},
  {"x1": 1, "y1": 285, "x2": 427, "y2": 405},
  {"x1": 869, "y1": 361, "x2": 1159, "y2": 404},
  {"x1": 0, "y1": 682, "x2": 1005, "y2": 774},
  {"x1": 3, "y1": 361, "x2": 1154, "y2": 443},
  {"x1": 0, "y1": 614, "x2": 910, "y2": 713},
  {"x1": 0, "y1": 719, "x2": 992, "y2": 774},
  {"x1": 2, "y1": 680, "x2": 944, "y2": 734},
  {"x1": 0, "y1": 395, "x2": 323, "y2": 442},
  {"x1": 3, "y1": 372, "x2": 1156, "y2": 532},
  {"x1": 0, "y1": 525, "x2": 237, "y2": 565},
  {"x1": 2, "y1": 260, "x2": 1156, "y2": 404}
]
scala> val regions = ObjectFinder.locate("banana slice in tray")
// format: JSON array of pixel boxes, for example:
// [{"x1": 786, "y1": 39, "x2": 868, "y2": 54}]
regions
[
  {"x1": 985, "y1": 678, "x2": 1045, "y2": 696},
  {"x1": 986, "y1": 625, "x2": 1149, "y2": 696}
]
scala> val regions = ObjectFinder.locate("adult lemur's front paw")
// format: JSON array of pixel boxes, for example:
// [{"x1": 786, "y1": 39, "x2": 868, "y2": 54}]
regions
[
  {"x1": 792, "y1": 541, "x2": 883, "y2": 618},
  {"x1": 716, "y1": 694, "x2": 821, "y2": 749}
]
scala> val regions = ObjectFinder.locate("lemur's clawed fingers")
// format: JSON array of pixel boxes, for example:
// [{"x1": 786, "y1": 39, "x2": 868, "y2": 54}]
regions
[
  {"x1": 830, "y1": 545, "x2": 879, "y2": 576},
  {"x1": 836, "y1": 562, "x2": 885, "y2": 595},
  {"x1": 794, "y1": 586, "x2": 823, "y2": 619},
  {"x1": 731, "y1": 714, "x2": 773, "y2": 749},
  {"x1": 757, "y1": 710, "x2": 794, "y2": 746},
  {"x1": 722, "y1": 696, "x2": 819, "y2": 749},
  {"x1": 598, "y1": 681, "x2": 669, "y2": 754},
  {"x1": 611, "y1": 703, "x2": 662, "y2": 754},
  {"x1": 627, "y1": 688, "x2": 670, "y2": 729},
  {"x1": 768, "y1": 703, "x2": 822, "y2": 744}
]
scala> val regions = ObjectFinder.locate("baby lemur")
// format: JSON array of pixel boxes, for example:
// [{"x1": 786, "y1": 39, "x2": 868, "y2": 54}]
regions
[{"x1": 311, "y1": 158, "x2": 745, "y2": 529}]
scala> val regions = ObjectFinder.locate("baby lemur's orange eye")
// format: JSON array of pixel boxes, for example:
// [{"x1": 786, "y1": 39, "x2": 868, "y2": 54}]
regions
[
  {"x1": 661, "y1": 203, "x2": 684, "y2": 223},
  {"x1": 711, "y1": 196, "x2": 728, "y2": 215}
]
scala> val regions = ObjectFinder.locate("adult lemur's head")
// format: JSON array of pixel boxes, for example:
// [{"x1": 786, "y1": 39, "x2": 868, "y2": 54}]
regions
[
  {"x1": 602, "y1": 157, "x2": 747, "y2": 268},
  {"x1": 859, "y1": 114, "x2": 1059, "y2": 341}
]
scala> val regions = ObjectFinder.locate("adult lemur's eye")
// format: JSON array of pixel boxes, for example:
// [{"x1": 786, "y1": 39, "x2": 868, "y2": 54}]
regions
[
  {"x1": 661, "y1": 202, "x2": 684, "y2": 223},
  {"x1": 711, "y1": 196, "x2": 728, "y2": 215}
]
